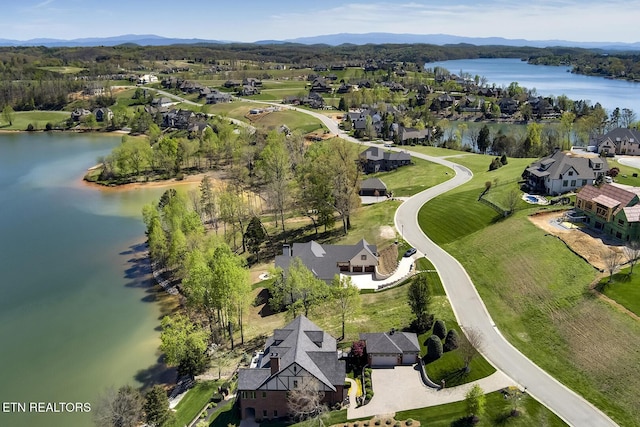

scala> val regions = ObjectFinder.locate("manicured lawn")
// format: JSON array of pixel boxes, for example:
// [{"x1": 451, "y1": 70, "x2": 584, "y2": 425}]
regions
[
  {"x1": 368, "y1": 158, "x2": 452, "y2": 197},
  {"x1": 173, "y1": 380, "x2": 219, "y2": 427},
  {"x1": 1, "y1": 111, "x2": 69, "y2": 130},
  {"x1": 607, "y1": 158, "x2": 640, "y2": 186},
  {"x1": 396, "y1": 390, "x2": 566, "y2": 427},
  {"x1": 208, "y1": 400, "x2": 239, "y2": 427},
  {"x1": 335, "y1": 200, "x2": 402, "y2": 247},
  {"x1": 400, "y1": 145, "x2": 471, "y2": 158},
  {"x1": 423, "y1": 341, "x2": 496, "y2": 387},
  {"x1": 249, "y1": 109, "x2": 325, "y2": 134},
  {"x1": 598, "y1": 267, "x2": 640, "y2": 316}
]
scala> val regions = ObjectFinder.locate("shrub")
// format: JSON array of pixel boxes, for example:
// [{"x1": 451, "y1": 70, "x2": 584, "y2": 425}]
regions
[
  {"x1": 26, "y1": 123, "x2": 35, "y2": 131},
  {"x1": 405, "y1": 420, "x2": 413, "y2": 426},
  {"x1": 489, "y1": 157, "x2": 502, "y2": 171},
  {"x1": 375, "y1": 420, "x2": 381, "y2": 426},
  {"x1": 385, "y1": 419, "x2": 392, "y2": 425},
  {"x1": 500, "y1": 154, "x2": 508, "y2": 165},
  {"x1": 425, "y1": 335, "x2": 443, "y2": 362},
  {"x1": 45, "y1": 122, "x2": 53, "y2": 131},
  {"x1": 433, "y1": 320, "x2": 447, "y2": 339},
  {"x1": 211, "y1": 393, "x2": 223, "y2": 403},
  {"x1": 444, "y1": 329, "x2": 459, "y2": 352},
  {"x1": 344, "y1": 381, "x2": 352, "y2": 389},
  {"x1": 364, "y1": 422, "x2": 369, "y2": 426},
  {"x1": 410, "y1": 313, "x2": 434, "y2": 334},
  {"x1": 395, "y1": 422, "x2": 401, "y2": 427},
  {"x1": 354, "y1": 422, "x2": 359, "y2": 427}
]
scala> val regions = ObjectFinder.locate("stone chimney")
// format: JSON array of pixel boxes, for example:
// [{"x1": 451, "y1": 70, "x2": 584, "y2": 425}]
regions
[{"x1": 270, "y1": 353, "x2": 280, "y2": 375}]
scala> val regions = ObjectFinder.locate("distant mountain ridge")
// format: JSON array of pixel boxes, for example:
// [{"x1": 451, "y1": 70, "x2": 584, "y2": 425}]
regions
[{"x1": 1, "y1": 32, "x2": 639, "y2": 50}]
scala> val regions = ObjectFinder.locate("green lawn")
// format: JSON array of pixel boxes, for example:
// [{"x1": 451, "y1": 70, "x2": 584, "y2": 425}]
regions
[
  {"x1": 607, "y1": 158, "x2": 640, "y2": 186},
  {"x1": 0, "y1": 111, "x2": 69, "y2": 130},
  {"x1": 415, "y1": 148, "x2": 640, "y2": 425},
  {"x1": 396, "y1": 390, "x2": 566, "y2": 427},
  {"x1": 368, "y1": 158, "x2": 452, "y2": 197},
  {"x1": 598, "y1": 267, "x2": 640, "y2": 316},
  {"x1": 37, "y1": 66, "x2": 86, "y2": 74},
  {"x1": 173, "y1": 380, "x2": 219, "y2": 427},
  {"x1": 250, "y1": 109, "x2": 325, "y2": 134}
]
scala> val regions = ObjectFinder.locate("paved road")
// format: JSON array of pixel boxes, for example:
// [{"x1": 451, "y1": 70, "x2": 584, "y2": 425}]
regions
[
  {"x1": 132, "y1": 92, "x2": 618, "y2": 425},
  {"x1": 393, "y1": 153, "x2": 618, "y2": 427}
]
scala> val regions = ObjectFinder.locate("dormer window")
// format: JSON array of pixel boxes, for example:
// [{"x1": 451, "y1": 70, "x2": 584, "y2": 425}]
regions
[
  {"x1": 361, "y1": 255, "x2": 367, "y2": 260},
  {"x1": 568, "y1": 171, "x2": 574, "y2": 176}
]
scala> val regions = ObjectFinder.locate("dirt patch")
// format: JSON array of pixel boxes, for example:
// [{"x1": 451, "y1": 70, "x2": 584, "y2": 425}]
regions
[
  {"x1": 528, "y1": 211, "x2": 626, "y2": 272},
  {"x1": 379, "y1": 225, "x2": 396, "y2": 240},
  {"x1": 377, "y1": 244, "x2": 399, "y2": 276}
]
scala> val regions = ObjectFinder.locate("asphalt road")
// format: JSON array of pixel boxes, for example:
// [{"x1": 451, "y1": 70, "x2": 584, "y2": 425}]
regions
[
  {"x1": 136, "y1": 91, "x2": 618, "y2": 425},
  {"x1": 275, "y1": 105, "x2": 618, "y2": 426}
]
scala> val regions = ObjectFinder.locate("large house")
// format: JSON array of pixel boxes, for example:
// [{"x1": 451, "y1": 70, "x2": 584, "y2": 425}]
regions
[
  {"x1": 359, "y1": 330, "x2": 420, "y2": 367},
  {"x1": 275, "y1": 239, "x2": 378, "y2": 282},
  {"x1": 237, "y1": 316, "x2": 346, "y2": 421},
  {"x1": 360, "y1": 146, "x2": 412, "y2": 174},
  {"x1": 595, "y1": 128, "x2": 640, "y2": 156},
  {"x1": 522, "y1": 150, "x2": 608, "y2": 195},
  {"x1": 575, "y1": 183, "x2": 640, "y2": 242}
]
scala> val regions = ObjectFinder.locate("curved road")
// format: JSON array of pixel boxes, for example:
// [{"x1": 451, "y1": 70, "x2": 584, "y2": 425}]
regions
[
  {"x1": 143, "y1": 92, "x2": 618, "y2": 426},
  {"x1": 270, "y1": 105, "x2": 617, "y2": 426}
]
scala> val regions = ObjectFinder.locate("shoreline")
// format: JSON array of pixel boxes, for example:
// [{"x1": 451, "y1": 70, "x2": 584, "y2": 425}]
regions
[{"x1": 81, "y1": 171, "x2": 212, "y2": 192}]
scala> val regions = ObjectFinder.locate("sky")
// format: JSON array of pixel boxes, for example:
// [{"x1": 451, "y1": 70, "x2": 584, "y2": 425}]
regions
[{"x1": 1, "y1": 0, "x2": 639, "y2": 44}]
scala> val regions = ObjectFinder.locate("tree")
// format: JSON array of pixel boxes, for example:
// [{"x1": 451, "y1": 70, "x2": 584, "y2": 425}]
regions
[
  {"x1": 477, "y1": 125, "x2": 490, "y2": 154},
  {"x1": 200, "y1": 175, "x2": 219, "y2": 232},
  {"x1": 444, "y1": 329, "x2": 459, "y2": 352},
  {"x1": 433, "y1": 320, "x2": 447, "y2": 339},
  {"x1": 504, "y1": 189, "x2": 521, "y2": 215},
  {"x1": 93, "y1": 385, "x2": 143, "y2": 427},
  {"x1": 559, "y1": 111, "x2": 576, "y2": 150},
  {"x1": 624, "y1": 240, "x2": 640, "y2": 275},
  {"x1": 459, "y1": 328, "x2": 483, "y2": 373},
  {"x1": 2, "y1": 105, "x2": 14, "y2": 126},
  {"x1": 331, "y1": 275, "x2": 361, "y2": 339},
  {"x1": 425, "y1": 335, "x2": 443, "y2": 362},
  {"x1": 244, "y1": 216, "x2": 266, "y2": 262},
  {"x1": 465, "y1": 384, "x2": 486, "y2": 421},
  {"x1": 257, "y1": 131, "x2": 291, "y2": 233},
  {"x1": 407, "y1": 274, "x2": 432, "y2": 333},
  {"x1": 287, "y1": 377, "x2": 327, "y2": 422},
  {"x1": 604, "y1": 249, "x2": 621, "y2": 283},
  {"x1": 328, "y1": 138, "x2": 360, "y2": 233},
  {"x1": 160, "y1": 314, "x2": 208, "y2": 378},
  {"x1": 144, "y1": 385, "x2": 173, "y2": 427}
]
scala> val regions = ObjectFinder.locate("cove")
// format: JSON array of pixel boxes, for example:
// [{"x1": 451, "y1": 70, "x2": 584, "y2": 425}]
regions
[{"x1": 0, "y1": 132, "x2": 176, "y2": 427}]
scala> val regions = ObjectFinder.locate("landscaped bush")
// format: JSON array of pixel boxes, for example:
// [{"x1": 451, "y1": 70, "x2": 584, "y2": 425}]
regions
[
  {"x1": 500, "y1": 154, "x2": 508, "y2": 165},
  {"x1": 433, "y1": 319, "x2": 447, "y2": 339},
  {"x1": 395, "y1": 422, "x2": 401, "y2": 427},
  {"x1": 425, "y1": 334, "x2": 443, "y2": 362},
  {"x1": 210, "y1": 393, "x2": 223, "y2": 403},
  {"x1": 385, "y1": 419, "x2": 392, "y2": 425},
  {"x1": 405, "y1": 419, "x2": 413, "y2": 426},
  {"x1": 344, "y1": 381, "x2": 352, "y2": 389},
  {"x1": 444, "y1": 329, "x2": 459, "y2": 352},
  {"x1": 375, "y1": 420, "x2": 381, "y2": 426},
  {"x1": 410, "y1": 313, "x2": 434, "y2": 334}
]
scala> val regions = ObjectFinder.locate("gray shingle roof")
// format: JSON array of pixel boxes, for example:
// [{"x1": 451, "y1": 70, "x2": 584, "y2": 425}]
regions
[
  {"x1": 238, "y1": 316, "x2": 345, "y2": 391},
  {"x1": 359, "y1": 331, "x2": 420, "y2": 355},
  {"x1": 361, "y1": 178, "x2": 388, "y2": 191},
  {"x1": 275, "y1": 239, "x2": 377, "y2": 282},
  {"x1": 524, "y1": 150, "x2": 608, "y2": 181}
]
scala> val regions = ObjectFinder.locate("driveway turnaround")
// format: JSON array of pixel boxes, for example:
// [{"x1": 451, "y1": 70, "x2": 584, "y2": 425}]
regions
[{"x1": 347, "y1": 367, "x2": 512, "y2": 420}]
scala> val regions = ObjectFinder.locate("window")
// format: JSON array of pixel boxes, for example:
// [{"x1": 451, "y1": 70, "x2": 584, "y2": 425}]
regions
[
  {"x1": 293, "y1": 380, "x2": 298, "y2": 388},
  {"x1": 619, "y1": 219, "x2": 625, "y2": 226},
  {"x1": 361, "y1": 255, "x2": 367, "y2": 260},
  {"x1": 262, "y1": 392, "x2": 267, "y2": 398},
  {"x1": 568, "y1": 171, "x2": 574, "y2": 176},
  {"x1": 263, "y1": 410, "x2": 268, "y2": 417},
  {"x1": 274, "y1": 410, "x2": 278, "y2": 417},
  {"x1": 562, "y1": 180, "x2": 568, "y2": 187},
  {"x1": 570, "y1": 180, "x2": 576, "y2": 187},
  {"x1": 582, "y1": 180, "x2": 588, "y2": 186}
]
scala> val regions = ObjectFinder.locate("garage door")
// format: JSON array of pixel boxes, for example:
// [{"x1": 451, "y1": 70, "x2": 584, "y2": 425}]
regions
[
  {"x1": 402, "y1": 353, "x2": 417, "y2": 365},
  {"x1": 371, "y1": 355, "x2": 396, "y2": 367}
]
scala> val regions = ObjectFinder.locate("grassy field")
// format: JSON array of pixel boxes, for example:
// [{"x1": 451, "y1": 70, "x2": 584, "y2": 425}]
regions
[
  {"x1": 248, "y1": 109, "x2": 325, "y2": 134},
  {"x1": 368, "y1": 157, "x2": 452, "y2": 197},
  {"x1": 173, "y1": 380, "x2": 220, "y2": 427},
  {"x1": 37, "y1": 66, "x2": 86, "y2": 74},
  {"x1": 0, "y1": 111, "x2": 69, "y2": 130},
  {"x1": 396, "y1": 390, "x2": 566, "y2": 427},
  {"x1": 417, "y1": 150, "x2": 640, "y2": 425},
  {"x1": 598, "y1": 267, "x2": 640, "y2": 316}
]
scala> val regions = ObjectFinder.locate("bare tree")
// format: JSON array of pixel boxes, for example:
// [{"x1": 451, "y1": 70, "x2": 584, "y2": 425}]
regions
[
  {"x1": 604, "y1": 249, "x2": 622, "y2": 283},
  {"x1": 287, "y1": 378, "x2": 327, "y2": 422},
  {"x1": 504, "y1": 189, "x2": 521, "y2": 215},
  {"x1": 458, "y1": 327, "x2": 483, "y2": 373},
  {"x1": 93, "y1": 385, "x2": 143, "y2": 427},
  {"x1": 623, "y1": 240, "x2": 640, "y2": 276}
]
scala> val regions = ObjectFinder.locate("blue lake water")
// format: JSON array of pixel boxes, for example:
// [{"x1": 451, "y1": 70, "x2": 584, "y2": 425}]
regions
[
  {"x1": 0, "y1": 132, "x2": 179, "y2": 427},
  {"x1": 426, "y1": 58, "x2": 640, "y2": 115}
]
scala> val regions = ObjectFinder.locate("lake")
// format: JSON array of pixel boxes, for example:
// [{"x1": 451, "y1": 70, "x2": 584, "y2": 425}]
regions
[
  {"x1": 0, "y1": 132, "x2": 179, "y2": 427},
  {"x1": 426, "y1": 58, "x2": 640, "y2": 115}
]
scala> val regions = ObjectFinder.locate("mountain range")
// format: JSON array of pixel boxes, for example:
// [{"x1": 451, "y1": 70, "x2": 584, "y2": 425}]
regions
[{"x1": 0, "y1": 32, "x2": 639, "y2": 51}]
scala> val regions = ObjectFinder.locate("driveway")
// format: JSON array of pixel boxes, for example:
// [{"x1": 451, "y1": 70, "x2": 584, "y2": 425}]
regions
[{"x1": 347, "y1": 366, "x2": 512, "y2": 419}]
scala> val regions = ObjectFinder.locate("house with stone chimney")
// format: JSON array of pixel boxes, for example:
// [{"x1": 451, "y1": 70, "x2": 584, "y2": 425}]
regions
[{"x1": 237, "y1": 315, "x2": 346, "y2": 421}]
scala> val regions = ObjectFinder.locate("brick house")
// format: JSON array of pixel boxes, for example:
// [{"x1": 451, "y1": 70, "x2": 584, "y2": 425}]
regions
[{"x1": 237, "y1": 316, "x2": 346, "y2": 421}]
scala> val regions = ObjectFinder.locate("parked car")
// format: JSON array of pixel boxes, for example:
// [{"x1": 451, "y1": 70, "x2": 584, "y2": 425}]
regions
[{"x1": 404, "y1": 247, "x2": 417, "y2": 257}]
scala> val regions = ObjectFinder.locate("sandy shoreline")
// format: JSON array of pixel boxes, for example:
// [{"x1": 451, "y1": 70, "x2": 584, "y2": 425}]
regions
[{"x1": 81, "y1": 171, "x2": 214, "y2": 192}]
